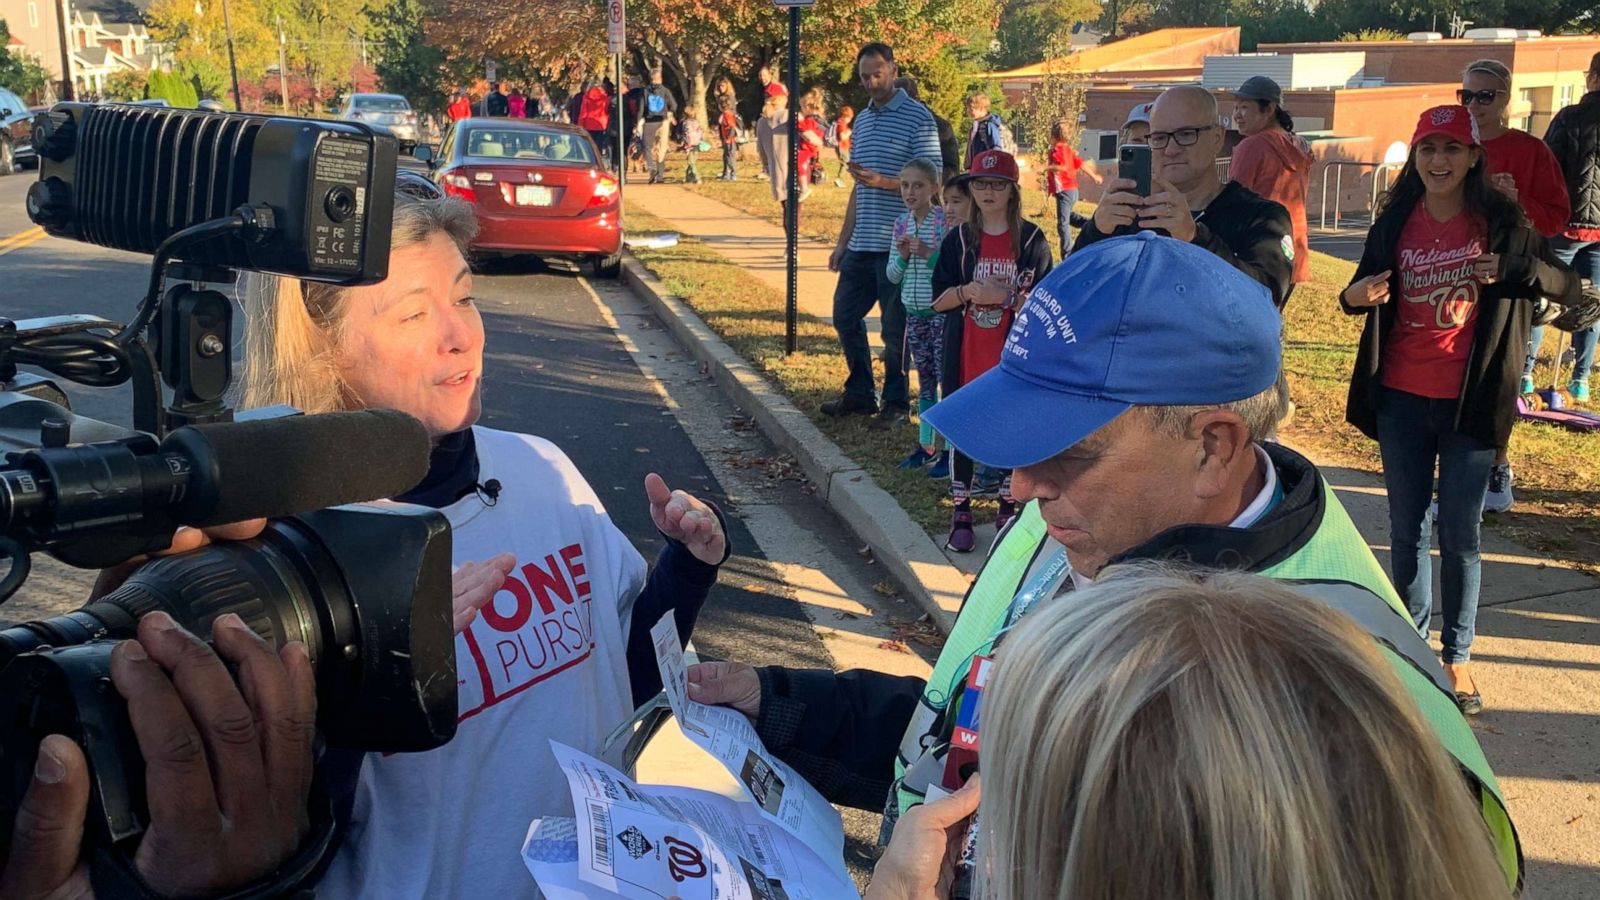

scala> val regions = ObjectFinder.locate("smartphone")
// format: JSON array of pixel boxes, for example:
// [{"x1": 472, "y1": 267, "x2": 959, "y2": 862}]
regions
[{"x1": 1118, "y1": 144, "x2": 1152, "y2": 197}]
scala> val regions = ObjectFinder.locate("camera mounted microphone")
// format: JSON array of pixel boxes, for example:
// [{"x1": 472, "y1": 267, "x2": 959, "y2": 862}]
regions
[{"x1": 0, "y1": 408, "x2": 432, "y2": 571}]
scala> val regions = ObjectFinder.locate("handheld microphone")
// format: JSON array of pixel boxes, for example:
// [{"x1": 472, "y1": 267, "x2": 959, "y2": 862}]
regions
[{"x1": 0, "y1": 409, "x2": 431, "y2": 567}]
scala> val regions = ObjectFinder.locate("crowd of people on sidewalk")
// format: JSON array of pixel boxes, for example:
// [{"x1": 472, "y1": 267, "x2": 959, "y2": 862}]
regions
[{"x1": 16, "y1": 44, "x2": 1595, "y2": 900}]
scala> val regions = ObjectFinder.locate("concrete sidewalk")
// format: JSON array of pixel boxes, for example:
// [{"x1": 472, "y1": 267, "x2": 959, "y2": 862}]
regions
[
  {"x1": 621, "y1": 184, "x2": 1600, "y2": 895},
  {"x1": 627, "y1": 184, "x2": 887, "y2": 350}
]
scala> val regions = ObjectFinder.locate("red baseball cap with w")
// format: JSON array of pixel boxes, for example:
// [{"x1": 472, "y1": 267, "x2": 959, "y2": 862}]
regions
[
  {"x1": 1411, "y1": 105, "x2": 1479, "y2": 146},
  {"x1": 968, "y1": 149, "x2": 1019, "y2": 182}
]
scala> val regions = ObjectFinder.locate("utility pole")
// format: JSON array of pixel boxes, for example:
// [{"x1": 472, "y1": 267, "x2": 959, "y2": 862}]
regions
[
  {"x1": 277, "y1": 15, "x2": 289, "y2": 113},
  {"x1": 219, "y1": 0, "x2": 243, "y2": 110},
  {"x1": 55, "y1": 0, "x2": 75, "y2": 101}
]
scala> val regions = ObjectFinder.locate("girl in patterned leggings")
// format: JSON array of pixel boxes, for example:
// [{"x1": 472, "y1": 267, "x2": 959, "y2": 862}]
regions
[{"x1": 887, "y1": 157, "x2": 951, "y2": 470}]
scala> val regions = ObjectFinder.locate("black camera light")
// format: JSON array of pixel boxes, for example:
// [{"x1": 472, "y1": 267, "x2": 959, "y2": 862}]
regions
[{"x1": 25, "y1": 103, "x2": 397, "y2": 285}]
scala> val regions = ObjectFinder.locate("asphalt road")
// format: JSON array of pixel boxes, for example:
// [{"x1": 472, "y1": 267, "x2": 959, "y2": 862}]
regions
[{"x1": 0, "y1": 167, "x2": 926, "y2": 887}]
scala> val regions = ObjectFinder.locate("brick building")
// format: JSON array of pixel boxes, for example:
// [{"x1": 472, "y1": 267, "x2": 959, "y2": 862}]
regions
[{"x1": 988, "y1": 28, "x2": 1600, "y2": 218}]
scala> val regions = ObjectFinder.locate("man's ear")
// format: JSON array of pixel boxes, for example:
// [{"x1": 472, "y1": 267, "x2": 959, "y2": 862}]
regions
[{"x1": 1190, "y1": 410, "x2": 1252, "y2": 499}]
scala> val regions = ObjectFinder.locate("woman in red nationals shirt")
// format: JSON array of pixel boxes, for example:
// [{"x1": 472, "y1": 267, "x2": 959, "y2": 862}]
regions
[{"x1": 1341, "y1": 105, "x2": 1579, "y2": 717}]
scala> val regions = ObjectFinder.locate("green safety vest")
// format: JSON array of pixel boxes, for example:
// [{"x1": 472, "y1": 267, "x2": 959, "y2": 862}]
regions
[{"x1": 890, "y1": 485, "x2": 1522, "y2": 892}]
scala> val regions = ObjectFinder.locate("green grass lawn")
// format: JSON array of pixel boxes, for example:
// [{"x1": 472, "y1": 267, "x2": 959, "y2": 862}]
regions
[{"x1": 634, "y1": 174, "x2": 1600, "y2": 571}]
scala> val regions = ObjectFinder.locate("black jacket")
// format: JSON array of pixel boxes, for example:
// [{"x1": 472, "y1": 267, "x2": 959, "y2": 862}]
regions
[
  {"x1": 1546, "y1": 89, "x2": 1600, "y2": 230},
  {"x1": 933, "y1": 113, "x2": 961, "y2": 181},
  {"x1": 931, "y1": 220, "x2": 1054, "y2": 398},
  {"x1": 485, "y1": 90, "x2": 509, "y2": 117},
  {"x1": 1342, "y1": 203, "x2": 1579, "y2": 449},
  {"x1": 1073, "y1": 180, "x2": 1296, "y2": 309},
  {"x1": 750, "y1": 443, "x2": 1331, "y2": 811},
  {"x1": 642, "y1": 84, "x2": 677, "y2": 122}
]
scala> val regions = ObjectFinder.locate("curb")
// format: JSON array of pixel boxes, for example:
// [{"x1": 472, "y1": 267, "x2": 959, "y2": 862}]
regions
[{"x1": 619, "y1": 253, "x2": 971, "y2": 634}]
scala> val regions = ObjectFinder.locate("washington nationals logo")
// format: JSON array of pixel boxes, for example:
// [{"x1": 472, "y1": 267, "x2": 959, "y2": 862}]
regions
[
  {"x1": 982, "y1": 155, "x2": 997, "y2": 169},
  {"x1": 1431, "y1": 107, "x2": 1457, "y2": 126}
]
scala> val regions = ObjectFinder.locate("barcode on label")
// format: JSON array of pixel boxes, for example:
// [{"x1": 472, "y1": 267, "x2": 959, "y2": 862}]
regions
[{"x1": 588, "y1": 800, "x2": 613, "y2": 871}]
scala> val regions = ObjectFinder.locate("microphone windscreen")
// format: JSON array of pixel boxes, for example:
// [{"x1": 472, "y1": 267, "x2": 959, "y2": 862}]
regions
[{"x1": 167, "y1": 410, "x2": 432, "y2": 526}]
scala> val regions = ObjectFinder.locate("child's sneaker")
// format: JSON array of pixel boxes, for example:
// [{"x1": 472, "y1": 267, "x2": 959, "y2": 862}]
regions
[
  {"x1": 897, "y1": 446, "x2": 935, "y2": 469},
  {"x1": 1519, "y1": 375, "x2": 1536, "y2": 394},
  {"x1": 946, "y1": 509, "x2": 975, "y2": 553},
  {"x1": 1571, "y1": 380, "x2": 1590, "y2": 403},
  {"x1": 994, "y1": 500, "x2": 1017, "y2": 535},
  {"x1": 927, "y1": 454, "x2": 949, "y2": 479}
]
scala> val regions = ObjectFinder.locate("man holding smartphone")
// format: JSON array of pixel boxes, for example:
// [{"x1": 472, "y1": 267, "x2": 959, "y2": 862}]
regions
[{"x1": 1076, "y1": 85, "x2": 1295, "y2": 309}]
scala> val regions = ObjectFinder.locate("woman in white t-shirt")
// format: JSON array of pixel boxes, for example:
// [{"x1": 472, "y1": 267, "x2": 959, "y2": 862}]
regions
[{"x1": 238, "y1": 188, "x2": 729, "y2": 897}]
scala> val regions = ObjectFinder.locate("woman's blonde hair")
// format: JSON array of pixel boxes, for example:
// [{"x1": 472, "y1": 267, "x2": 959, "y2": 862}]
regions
[
  {"x1": 236, "y1": 192, "x2": 477, "y2": 414},
  {"x1": 801, "y1": 87, "x2": 825, "y2": 116},
  {"x1": 978, "y1": 565, "x2": 1512, "y2": 900}
]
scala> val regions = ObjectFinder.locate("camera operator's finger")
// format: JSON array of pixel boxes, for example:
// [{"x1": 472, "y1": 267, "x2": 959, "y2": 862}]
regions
[
  {"x1": 135, "y1": 612, "x2": 270, "y2": 821},
  {"x1": 214, "y1": 614, "x2": 317, "y2": 828},
  {"x1": 0, "y1": 735, "x2": 89, "y2": 900},
  {"x1": 109, "y1": 635, "x2": 222, "y2": 837}
]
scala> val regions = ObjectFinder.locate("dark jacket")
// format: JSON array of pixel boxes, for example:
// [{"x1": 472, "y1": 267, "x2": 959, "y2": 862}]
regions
[
  {"x1": 932, "y1": 113, "x2": 961, "y2": 181},
  {"x1": 642, "y1": 84, "x2": 677, "y2": 122},
  {"x1": 750, "y1": 443, "x2": 1333, "y2": 811},
  {"x1": 931, "y1": 220, "x2": 1054, "y2": 398},
  {"x1": 966, "y1": 114, "x2": 1006, "y2": 168},
  {"x1": 1073, "y1": 180, "x2": 1296, "y2": 309},
  {"x1": 1342, "y1": 202, "x2": 1580, "y2": 449},
  {"x1": 485, "y1": 90, "x2": 508, "y2": 117},
  {"x1": 1545, "y1": 89, "x2": 1600, "y2": 230}
]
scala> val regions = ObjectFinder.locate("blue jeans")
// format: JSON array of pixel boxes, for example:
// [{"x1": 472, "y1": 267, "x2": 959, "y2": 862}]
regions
[
  {"x1": 1376, "y1": 388, "x2": 1495, "y2": 664},
  {"x1": 1523, "y1": 237, "x2": 1600, "y2": 385},
  {"x1": 832, "y1": 250, "x2": 908, "y2": 409},
  {"x1": 1054, "y1": 189, "x2": 1079, "y2": 257}
]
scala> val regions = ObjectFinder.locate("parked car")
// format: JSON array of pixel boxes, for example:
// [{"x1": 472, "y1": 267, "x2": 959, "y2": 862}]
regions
[
  {"x1": 0, "y1": 88, "x2": 37, "y2": 176},
  {"x1": 338, "y1": 93, "x2": 419, "y2": 150},
  {"x1": 421, "y1": 118, "x2": 621, "y2": 277}
]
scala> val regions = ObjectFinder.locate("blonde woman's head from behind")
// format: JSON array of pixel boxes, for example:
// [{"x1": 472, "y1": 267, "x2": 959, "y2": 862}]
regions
[{"x1": 978, "y1": 565, "x2": 1512, "y2": 900}]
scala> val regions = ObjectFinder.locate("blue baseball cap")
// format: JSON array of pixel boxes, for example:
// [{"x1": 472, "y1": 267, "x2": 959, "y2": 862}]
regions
[{"x1": 923, "y1": 232, "x2": 1281, "y2": 469}]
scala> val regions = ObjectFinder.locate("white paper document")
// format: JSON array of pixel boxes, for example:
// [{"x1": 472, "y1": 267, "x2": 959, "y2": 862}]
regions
[
  {"x1": 647, "y1": 616, "x2": 846, "y2": 861},
  {"x1": 521, "y1": 743, "x2": 858, "y2": 899}
]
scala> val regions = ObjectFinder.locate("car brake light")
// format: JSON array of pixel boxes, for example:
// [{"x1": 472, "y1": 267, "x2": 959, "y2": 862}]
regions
[
  {"x1": 588, "y1": 175, "x2": 619, "y2": 208},
  {"x1": 442, "y1": 173, "x2": 477, "y2": 202}
]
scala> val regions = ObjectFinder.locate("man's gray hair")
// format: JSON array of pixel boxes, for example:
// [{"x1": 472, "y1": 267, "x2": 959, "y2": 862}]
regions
[{"x1": 1136, "y1": 371, "x2": 1289, "y2": 444}]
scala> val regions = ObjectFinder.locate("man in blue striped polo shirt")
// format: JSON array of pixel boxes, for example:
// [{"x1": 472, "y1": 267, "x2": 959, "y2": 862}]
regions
[{"x1": 822, "y1": 42, "x2": 942, "y2": 428}]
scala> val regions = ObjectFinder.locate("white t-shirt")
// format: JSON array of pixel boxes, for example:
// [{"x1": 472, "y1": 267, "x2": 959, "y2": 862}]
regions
[{"x1": 318, "y1": 427, "x2": 647, "y2": 899}]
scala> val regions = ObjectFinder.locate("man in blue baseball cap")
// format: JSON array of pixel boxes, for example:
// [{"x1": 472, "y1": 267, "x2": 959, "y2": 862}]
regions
[{"x1": 687, "y1": 234, "x2": 1523, "y2": 889}]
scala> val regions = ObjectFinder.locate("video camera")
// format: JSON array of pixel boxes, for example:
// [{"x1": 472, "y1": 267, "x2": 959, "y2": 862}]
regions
[{"x1": 1, "y1": 102, "x2": 458, "y2": 891}]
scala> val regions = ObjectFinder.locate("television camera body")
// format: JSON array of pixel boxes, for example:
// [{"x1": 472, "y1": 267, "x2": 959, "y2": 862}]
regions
[{"x1": 0, "y1": 102, "x2": 459, "y2": 895}]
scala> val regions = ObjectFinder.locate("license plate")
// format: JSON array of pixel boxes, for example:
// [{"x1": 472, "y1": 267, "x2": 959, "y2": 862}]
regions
[{"x1": 515, "y1": 185, "x2": 554, "y2": 206}]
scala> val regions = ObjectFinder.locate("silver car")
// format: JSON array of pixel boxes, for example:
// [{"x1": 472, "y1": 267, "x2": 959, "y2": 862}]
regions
[{"x1": 338, "y1": 93, "x2": 419, "y2": 149}]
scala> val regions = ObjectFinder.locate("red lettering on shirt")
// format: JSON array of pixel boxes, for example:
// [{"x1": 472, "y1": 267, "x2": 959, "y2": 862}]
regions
[
  {"x1": 457, "y1": 543, "x2": 599, "y2": 721},
  {"x1": 1381, "y1": 206, "x2": 1486, "y2": 399}
]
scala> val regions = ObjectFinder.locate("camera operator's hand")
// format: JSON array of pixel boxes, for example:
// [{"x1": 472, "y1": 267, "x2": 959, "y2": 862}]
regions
[
  {"x1": 0, "y1": 611, "x2": 315, "y2": 899},
  {"x1": 453, "y1": 553, "x2": 517, "y2": 634},
  {"x1": 1137, "y1": 177, "x2": 1197, "y2": 242},
  {"x1": 91, "y1": 520, "x2": 269, "y2": 600},
  {"x1": 645, "y1": 473, "x2": 727, "y2": 566},
  {"x1": 1092, "y1": 177, "x2": 1143, "y2": 234}
]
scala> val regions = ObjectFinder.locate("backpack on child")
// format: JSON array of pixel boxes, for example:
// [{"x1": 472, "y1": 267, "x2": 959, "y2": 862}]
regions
[{"x1": 646, "y1": 90, "x2": 668, "y2": 117}]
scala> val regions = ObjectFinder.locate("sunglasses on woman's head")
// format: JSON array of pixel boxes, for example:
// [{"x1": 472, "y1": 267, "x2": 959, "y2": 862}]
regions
[{"x1": 1456, "y1": 89, "x2": 1503, "y2": 106}]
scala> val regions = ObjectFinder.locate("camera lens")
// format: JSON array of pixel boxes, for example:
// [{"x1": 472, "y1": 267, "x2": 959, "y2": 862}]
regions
[{"x1": 0, "y1": 522, "x2": 348, "y2": 672}]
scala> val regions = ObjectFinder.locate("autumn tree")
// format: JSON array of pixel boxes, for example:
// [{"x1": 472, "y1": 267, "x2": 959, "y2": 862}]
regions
[{"x1": 993, "y1": 0, "x2": 1100, "y2": 72}]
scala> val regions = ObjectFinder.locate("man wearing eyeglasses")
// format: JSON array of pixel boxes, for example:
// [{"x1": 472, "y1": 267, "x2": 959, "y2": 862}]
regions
[{"x1": 1075, "y1": 85, "x2": 1295, "y2": 309}]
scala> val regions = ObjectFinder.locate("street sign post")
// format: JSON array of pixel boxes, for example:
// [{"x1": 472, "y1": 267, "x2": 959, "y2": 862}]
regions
[
  {"x1": 607, "y1": 0, "x2": 625, "y2": 53},
  {"x1": 485, "y1": 60, "x2": 497, "y2": 83},
  {"x1": 773, "y1": 0, "x2": 808, "y2": 354}
]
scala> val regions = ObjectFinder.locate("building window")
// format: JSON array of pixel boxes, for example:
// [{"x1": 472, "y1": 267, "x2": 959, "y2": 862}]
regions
[
  {"x1": 1098, "y1": 133, "x2": 1117, "y2": 161},
  {"x1": 28, "y1": 2, "x2": 39, "y2": 27},
  {"x1": 1560, "y1": 84, "x2": 1574, "y2": 107},
  {"x1": 1519, "y1": 88, "x2": 1533, "y2": 105}
]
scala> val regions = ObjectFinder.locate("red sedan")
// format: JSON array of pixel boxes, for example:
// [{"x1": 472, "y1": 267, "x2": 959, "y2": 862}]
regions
[{"x1": 421, "y1": 118, "x2": 622, "y2": 277}]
